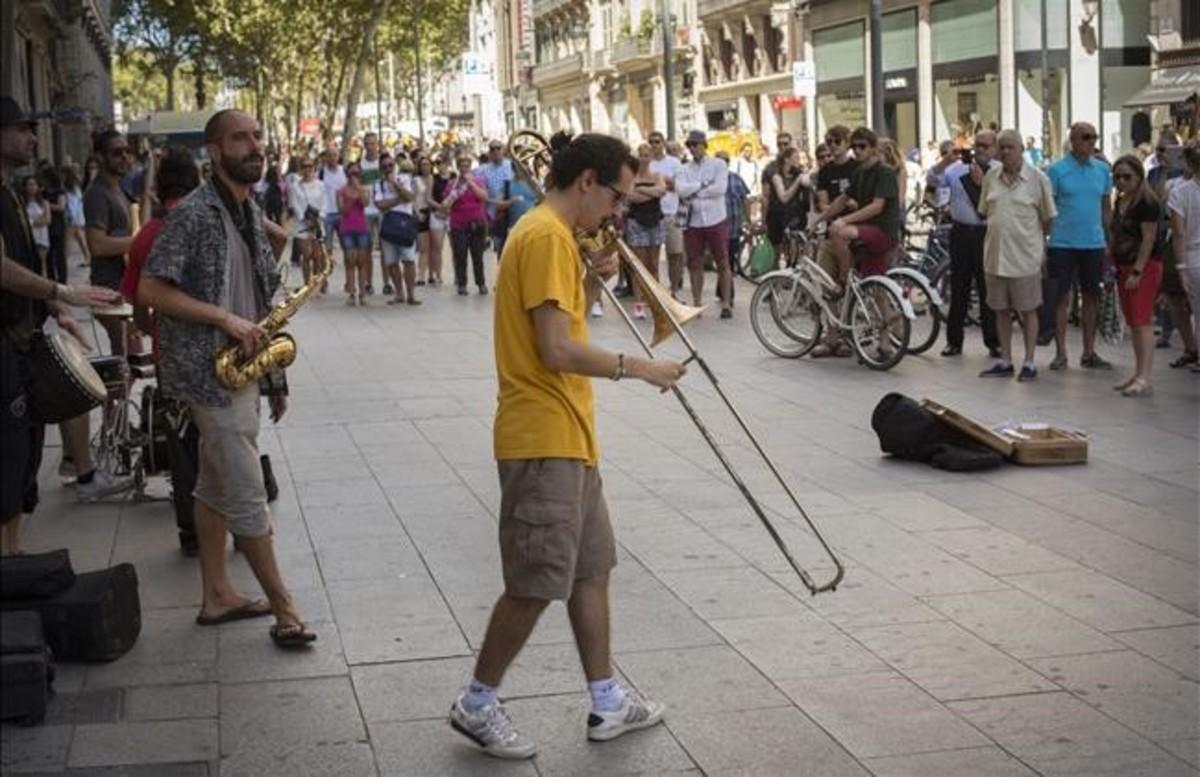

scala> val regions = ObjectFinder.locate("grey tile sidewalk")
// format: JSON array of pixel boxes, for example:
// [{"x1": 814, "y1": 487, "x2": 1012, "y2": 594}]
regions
[{"x1": 4, "y1": 250, "x2": 1197, "y2": 776}]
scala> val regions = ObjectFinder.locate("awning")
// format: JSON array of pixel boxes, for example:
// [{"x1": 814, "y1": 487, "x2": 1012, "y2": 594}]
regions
[{"x1": 1124, "y1": 66, "x2": 1200, "y2": 108}]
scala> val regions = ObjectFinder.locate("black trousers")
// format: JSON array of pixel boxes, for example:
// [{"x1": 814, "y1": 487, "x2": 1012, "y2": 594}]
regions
[
  {"x1": 451, "y1": 223, "x2": 487, "y2": 289},
  {"x1": 946, "y1": 223, "x2": 998, "y2": 350}
]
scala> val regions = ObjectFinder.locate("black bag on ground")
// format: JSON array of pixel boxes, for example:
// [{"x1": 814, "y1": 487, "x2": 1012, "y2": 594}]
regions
[
  {"x1": 0, "y1": 564, "x2": 141, "y2": 662},
  {"x1": 0, "y1": 610, "x2": 54, "y2": 726},
  {"x1": 871, "y1": 393, "x2": 1004, "y2": 472},
  {"x1": 0, "y1": 549, "x2": 75, "y2": 600}
]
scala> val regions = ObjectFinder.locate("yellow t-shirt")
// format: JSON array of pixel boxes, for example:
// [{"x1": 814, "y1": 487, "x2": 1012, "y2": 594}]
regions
[{"x1": 493, "y1": 204, "x2": 598, "y2": 465}]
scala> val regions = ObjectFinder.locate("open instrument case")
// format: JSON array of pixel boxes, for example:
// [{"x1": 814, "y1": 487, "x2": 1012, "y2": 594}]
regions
[{"x1": 921, "y1": 399, "x2": 1088, "y2": 466}]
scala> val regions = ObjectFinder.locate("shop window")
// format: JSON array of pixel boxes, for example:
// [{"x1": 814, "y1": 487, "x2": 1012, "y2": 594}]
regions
[
  {"x1": 812, "y1": 21, "x2": 865, "y2": 83},
  {"x1": 931, "y1": 0, "x2": 998, "y2": 62},
  {"x1": 882, "y1": 10, "x2": 917, "y2": 72},
  {"x1": 1101, "y1": 0, "x2": 1149, "y2": 49},
  {"x1": 1014, "y1": 0, "x2": 1068, "y2": 50}
]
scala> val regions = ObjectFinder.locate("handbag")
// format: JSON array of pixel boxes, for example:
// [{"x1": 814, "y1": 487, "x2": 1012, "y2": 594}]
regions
[
  {"x1": 748, "y1": 236, "x2": 776, "y2": 277},
  {"x1": 380, "y1": 210, "x2": 418, "y2": 248}
]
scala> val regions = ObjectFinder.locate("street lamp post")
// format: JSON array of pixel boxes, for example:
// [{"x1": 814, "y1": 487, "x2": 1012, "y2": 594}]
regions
[
  {"x1": 1040, "y1": 0, "x2": 1050, "y2": 164},
  {"x1": 869, "y1": 0, "x2": 885, "y2": 134},
  {"x1": 660, "y1": 0, "x2": 675, "y2": 139},
  {"x1": 414, "y1": 0, "x2": 425, "y2": 146}
]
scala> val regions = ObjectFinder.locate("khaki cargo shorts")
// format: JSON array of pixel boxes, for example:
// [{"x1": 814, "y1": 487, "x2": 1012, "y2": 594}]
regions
[
  {"x1": 497, "y1": 458, "x2": 616, "y2": 601},
  {"x1": 187, "y1": 386, "x2": 270, "y2": 538}
]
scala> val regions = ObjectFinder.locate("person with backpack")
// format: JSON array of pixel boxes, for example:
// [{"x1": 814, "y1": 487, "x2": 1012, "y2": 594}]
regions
[{"x1": 622, "y1": 143, "x2": 667, "y2": 320}]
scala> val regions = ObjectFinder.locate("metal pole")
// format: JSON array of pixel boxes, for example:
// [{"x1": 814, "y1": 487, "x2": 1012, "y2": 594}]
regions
[
  {"x1": 869, "y1": 0, "x2": 885, "y2": 134},
  {"x1": 1040, "y1": 0, "x2": 1050, "y2": 164},
  {"x1": 373, "y1": 33, "x2": 384, "y2": 137},
  {"x1": 660, "y1": 0, "x2": 675, "y2": 139},
  {"x1": 415, "y1": 0, "x2": 426, "y2": 147}
]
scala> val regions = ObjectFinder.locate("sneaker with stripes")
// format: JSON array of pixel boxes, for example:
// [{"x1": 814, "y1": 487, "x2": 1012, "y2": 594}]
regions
[
  {"x1": 586, "y1": 688, "x2": 665, "y2": 742},
  {"x1": 448, "y1": 693, "x2": 536, "y2": 760}
]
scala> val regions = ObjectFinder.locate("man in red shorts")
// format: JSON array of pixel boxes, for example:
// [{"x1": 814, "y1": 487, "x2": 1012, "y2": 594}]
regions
[{"x1": 809, "y1": 126, "x2": 902, "y2": 290}]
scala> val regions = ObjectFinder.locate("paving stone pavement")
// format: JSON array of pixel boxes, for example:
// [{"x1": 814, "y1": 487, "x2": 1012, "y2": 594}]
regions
[{"x1": 3, "y1": 248, "x2": 1198, "y2": 776}]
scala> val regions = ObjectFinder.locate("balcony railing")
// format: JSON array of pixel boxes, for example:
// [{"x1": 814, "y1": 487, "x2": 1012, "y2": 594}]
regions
[
  {"x1": 698, "y1": 0, "x2": 771, "y2": 17},
  {"x1": 531, "y1": 52, "x2": 585, "y2": 86},
  {"x1": 612, "y1": 36, "x2": 655, "y2": 64},
  {"x1": 533, "y1": 0, "x2": 580, "y2": 18}
]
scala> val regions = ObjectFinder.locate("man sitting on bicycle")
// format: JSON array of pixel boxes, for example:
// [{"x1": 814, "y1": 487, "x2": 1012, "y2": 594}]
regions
[{"x1": 809, "y1": 127, "x2": 902, "y2": 296}]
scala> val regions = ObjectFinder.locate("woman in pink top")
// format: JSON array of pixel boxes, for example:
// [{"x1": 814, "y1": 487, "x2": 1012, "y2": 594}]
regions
[
  {"x1": 436, "y1": 154, "x2": 490, "y2": 295},
  {"x1": 338, "y1": 163, "x2": 372, "y2": 305}
]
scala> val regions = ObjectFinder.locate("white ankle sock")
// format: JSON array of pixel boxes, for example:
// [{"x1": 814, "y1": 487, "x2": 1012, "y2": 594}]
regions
[
  {"x1": 463, "y1": 679, "x2": 498, "y2": 712},
  {"x1": 588, "y1": 677, "x2": 626, "y2": 713}
]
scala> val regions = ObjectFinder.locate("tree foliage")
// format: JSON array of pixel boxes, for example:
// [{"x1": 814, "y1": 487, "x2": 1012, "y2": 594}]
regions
[{"x1": 113, "y1": 0, "x2": 471, "y2": 145}]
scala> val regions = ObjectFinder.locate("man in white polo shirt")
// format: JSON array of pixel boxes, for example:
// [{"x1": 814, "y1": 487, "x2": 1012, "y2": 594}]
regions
[
  {"x1": 978, "y1": 129, "x2": 1057, "y2": 381},
  {"x1": 647, "y1": 130, "x2": 684, "y2": 297}
]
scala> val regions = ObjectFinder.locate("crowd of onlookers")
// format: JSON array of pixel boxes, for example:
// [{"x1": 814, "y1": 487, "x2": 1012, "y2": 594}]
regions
[{"x1": 20, "y1": 119, "x2": 1199, "y2": 395}]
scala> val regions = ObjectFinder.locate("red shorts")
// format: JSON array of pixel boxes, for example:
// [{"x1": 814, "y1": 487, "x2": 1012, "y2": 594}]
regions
[
  {"x1": 1117, "y1": 261, "x2": 1162, "y2": 327},
  {"x1": 853, "y1": 224, "x2": 895, "y2": 277}
]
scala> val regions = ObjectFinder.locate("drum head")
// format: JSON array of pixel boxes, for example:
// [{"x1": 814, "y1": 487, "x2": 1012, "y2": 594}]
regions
[{"x1": 51, "y1": 331, "x2": 107, "y2": 401}]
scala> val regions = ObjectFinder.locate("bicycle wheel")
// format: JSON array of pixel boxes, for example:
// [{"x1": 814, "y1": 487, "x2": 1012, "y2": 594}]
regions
[
  {"x1": 888, "y1": 271, "x2": 941, "y2": 355},
  {"x1": 848, "y1": 278, "x2": 910, "y2": 371},
  {"x1": 750, "y1": 273, "x2": 822, "y2": 358}
]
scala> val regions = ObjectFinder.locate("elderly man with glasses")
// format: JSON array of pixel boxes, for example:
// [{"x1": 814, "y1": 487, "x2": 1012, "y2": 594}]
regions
[{"x1": 1044, "y1": 121, "x2": 1114, "y2": 370}]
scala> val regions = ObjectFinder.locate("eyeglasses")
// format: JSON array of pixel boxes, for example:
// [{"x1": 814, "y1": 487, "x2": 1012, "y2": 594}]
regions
[
  {"x1": 824, "y1": 137, "x2": 843, "y2": 146},
  {"x1": 649, "y1": 138, "x2": 663, "y2": 144},
  {"x1": 604, "y1": 183, "x2": 626, "y2": 206},
  {"x1": 1078, "y1": 134, "x2": 1097, "y2": 142},
  {"x1": 851, "y1": 142, "x2": 869, "y2": 151}
]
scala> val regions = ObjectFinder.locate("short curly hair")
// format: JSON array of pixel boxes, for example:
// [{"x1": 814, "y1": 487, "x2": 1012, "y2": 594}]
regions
[{"x1": 547, "y1": 132, "x2": 637, "y2": 191}]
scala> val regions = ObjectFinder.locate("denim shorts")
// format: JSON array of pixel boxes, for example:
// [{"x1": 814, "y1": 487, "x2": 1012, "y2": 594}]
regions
[
  {"x1": 340, "y1": 231, "x2": 371, "y2": 251},
  {"x1": 381, "y1": 240, "x2": 417, "y2": 265}
]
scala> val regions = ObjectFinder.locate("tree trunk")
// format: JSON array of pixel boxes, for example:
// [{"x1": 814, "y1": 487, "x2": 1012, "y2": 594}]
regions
[
  {"x1": 193, "y1": 39, "x2": 207, "y2": 110},
  {"x1": 164, "y1": 64, "x2": 176, "y2": 111},
  {"x1": 325, "y1": 59, "x2": 349, "y2": 141},
  {"x1": 341, "y1": 0, "x2": 393, "y2": 154}
]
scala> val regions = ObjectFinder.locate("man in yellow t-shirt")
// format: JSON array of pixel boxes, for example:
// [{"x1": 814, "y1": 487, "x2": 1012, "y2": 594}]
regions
[{"x1": 449, "y1": 134, "x2": 687, "y2": 760}]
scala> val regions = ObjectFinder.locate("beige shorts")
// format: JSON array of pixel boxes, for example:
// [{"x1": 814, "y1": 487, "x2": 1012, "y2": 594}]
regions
[
  {"x1": 497, "y1": 458, "x2": 616, "y2": 601},
  {"x1": 986, "y1": 273, "x2": 1042, "y2": 312},
  {"x1": 187, "y1": 387, "x2": 270, "y2": 537},
  {"x1": 664, "y1": 220, "x2": 684, "y2": 255}
]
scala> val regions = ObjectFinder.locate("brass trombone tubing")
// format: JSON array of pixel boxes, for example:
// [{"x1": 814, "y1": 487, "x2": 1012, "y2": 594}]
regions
[{"x1": 590, "y1": 239, "x2": 844, "y2": 595}]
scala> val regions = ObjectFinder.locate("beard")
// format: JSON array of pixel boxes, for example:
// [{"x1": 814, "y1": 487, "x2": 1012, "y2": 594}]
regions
[{"x1": 220, "y1": 151, "x2": 264, "y2": 184}]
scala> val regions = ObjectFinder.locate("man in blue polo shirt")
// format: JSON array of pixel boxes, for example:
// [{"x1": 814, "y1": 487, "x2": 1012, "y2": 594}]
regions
[{"x1": 1046, "y1": 122, "x2": 1112, "y2": 370}]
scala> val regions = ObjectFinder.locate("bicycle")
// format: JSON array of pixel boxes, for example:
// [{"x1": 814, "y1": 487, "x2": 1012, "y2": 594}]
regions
[{"x1": 750, "y1": 234, "x2": 914, "y2": 370}]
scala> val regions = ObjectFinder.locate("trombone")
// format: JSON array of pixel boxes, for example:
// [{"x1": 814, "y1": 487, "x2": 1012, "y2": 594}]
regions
[{"x1": 508, "y1": 130, "x2": 844, "y2": 595}]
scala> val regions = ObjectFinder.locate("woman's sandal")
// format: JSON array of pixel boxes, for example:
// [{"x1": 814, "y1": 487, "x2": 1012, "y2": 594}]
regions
[
  {"x1": 1121, "y1": 379, "x2": 1154, "y2": 397},
  {"x1": 270, "y1": 622, "x2": 317, "y2": 649},
  {"x1": 1169, "y1": 351, "x2": 1198, "y2": 368}
]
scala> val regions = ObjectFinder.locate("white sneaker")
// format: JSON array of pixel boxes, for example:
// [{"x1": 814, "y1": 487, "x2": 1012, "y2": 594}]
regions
[
  {"x1": 590, "y1": 301, "x2": 604, "y2": 319},
  {"x1": 587, "y1": 688, "x2": 666, "y2": 742},
  {"x1": 449, "y1": 693, "x2": 536, "y2": 760},
  {"x1": 75, "y1": 469, "x2": 135, "y2": 503},
  {"x1": 58, "y1": 458, "x2": 77, "y2": 482}
]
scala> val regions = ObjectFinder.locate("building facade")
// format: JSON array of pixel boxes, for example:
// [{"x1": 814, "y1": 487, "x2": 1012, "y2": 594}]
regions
[
  {"x1": 490, "y1": 0, "x2": 1164, "y2": 156},
  {"x1": 1, "y1": 0, "x2": 115, "y2": 166},
  {"x1": 799, "y1": 0, "x2": 1155, "y2": 160}
]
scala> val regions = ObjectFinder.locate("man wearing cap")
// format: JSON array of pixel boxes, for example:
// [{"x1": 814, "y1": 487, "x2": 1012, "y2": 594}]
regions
[
  {"x1": 0, "y1": 97, "x2": 125, "y2": 554},
  {"x1": 675, "y1": 129, "x2": 733, "y2": 318},
  {"x1": 478, "y1": 140, "x2": 514, "y2": 257}
]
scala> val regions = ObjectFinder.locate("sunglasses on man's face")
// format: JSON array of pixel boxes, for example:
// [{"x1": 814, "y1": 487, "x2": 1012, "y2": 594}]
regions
[{"x1": 1077, "y1": 134, "x2": 1097, "y2": 142}]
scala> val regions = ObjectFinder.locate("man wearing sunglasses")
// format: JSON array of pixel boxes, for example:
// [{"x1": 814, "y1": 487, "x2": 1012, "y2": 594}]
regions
[
  {"x1": 676, "y1": 129, "x2": 733, "y2": 317},
  {"x1": 83, "y1": 129, "x2": 135, "y2": 310},
  {"x1": 1045, "y1": 122, "x2": 1113, "y2": 370},
  {"x1": 810, "y1": 127, "x2": 902, "y2": 289}
]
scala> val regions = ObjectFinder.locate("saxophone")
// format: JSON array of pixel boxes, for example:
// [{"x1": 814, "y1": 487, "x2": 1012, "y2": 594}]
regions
[{"x1": 214, "y1": 240, "x2": 332, "y2": 390}]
